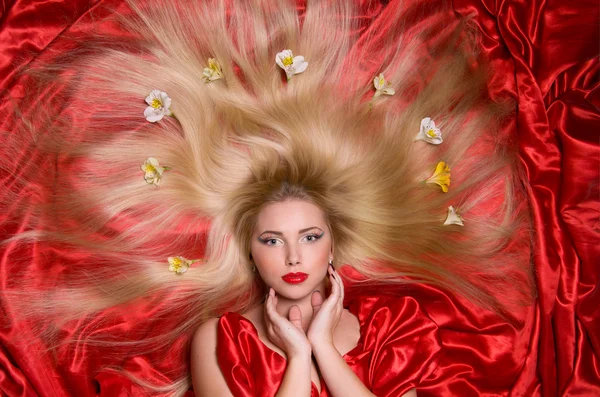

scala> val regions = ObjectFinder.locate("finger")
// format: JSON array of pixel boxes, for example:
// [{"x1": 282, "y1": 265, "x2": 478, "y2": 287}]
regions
[
  {"x1": 288, "y1": 305, "x2": 304, "y2": 331},
  {"x1": 311, "y1": 290, "x2": 323, "y2": 316},
  {"x1": 263, "y1": 291, "x2": 272, "y2": 325},
  {"x1": 264, "y1": 289, "x2": 280, "y2": 322},
  {"x1": 319, "y1": 274, "x2": 339, "y2": 313},
  {"x1": 334, "y1": 268, "x2": 345, "y2": 303},
  {"x1": 328, "y1": 269, "x2": 340, "y2": 301}
]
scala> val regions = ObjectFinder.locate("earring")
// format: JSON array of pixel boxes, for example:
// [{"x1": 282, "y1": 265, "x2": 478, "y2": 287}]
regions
[
  {"x1": 328, "y1": 259, "x2": 333, "y2": 266},
  {"x1": 252, "y1": 265, "x2": 256, "y2": 273}
]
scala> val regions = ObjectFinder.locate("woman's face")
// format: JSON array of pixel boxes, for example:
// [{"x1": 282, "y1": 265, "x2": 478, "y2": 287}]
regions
[{"x1": 250, "y1": 199, "x2": 333, "y2": 300}]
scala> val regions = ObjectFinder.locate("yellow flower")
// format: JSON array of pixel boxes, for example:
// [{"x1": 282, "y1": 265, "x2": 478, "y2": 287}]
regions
[
  {"x1": 203, "y1": 58, "x2": 224, "y2": 83},
  {"x1": 140, "y1": 157, "x2": 167, "y2": 186},
  {"x1": 444, "y1": 206, "x2": 464, "y2": 226},
  {"x1": 168, "y1": 256, "x2": 196, "y2": 274},
  {"x1": 426, "y1": 161, "x2": 451, "y2": 192},
  {"x1": 373, "y1": 73, "x2": 395, "y2": 98}
]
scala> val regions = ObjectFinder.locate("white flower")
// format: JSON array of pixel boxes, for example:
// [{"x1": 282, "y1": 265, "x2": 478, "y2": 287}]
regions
[
  {"x1": 444, "y1": 206, "x2": 464, "y2": 226},
  {"x1": 203, "y1": 58, "x2": 224, "y2": 83},
  {"x1": 140, "y1": 157, "x2": 166, "y2": 186},
  {"x1": 373, "y1": 73, "x2": 395, "y2": 97},
  {"x1": 416, "y1": 117, "x2": 443, "y2": 145},
  {"x1": 275, "y1": 49, "x2": 308, "y2": 80},
  {"x1": 144, "y1": 90, "x2": 172, "y2": 123},
  {"x1": 168, "y1": 256, "x2": 195, "y2": 274}
]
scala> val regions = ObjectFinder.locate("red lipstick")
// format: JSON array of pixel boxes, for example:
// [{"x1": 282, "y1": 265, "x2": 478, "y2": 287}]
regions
[{"x1": 282, "y1": 272, "x2": 308, "y2": 284}]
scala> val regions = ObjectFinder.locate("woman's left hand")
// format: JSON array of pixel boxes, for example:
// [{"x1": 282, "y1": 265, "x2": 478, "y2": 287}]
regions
[{"x1": 306, "y1": 265, "x2": 345, "y2": 348}]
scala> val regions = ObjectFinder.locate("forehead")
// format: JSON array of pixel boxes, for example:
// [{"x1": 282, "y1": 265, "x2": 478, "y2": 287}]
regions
[{"x1": 255, "y1": 200, "x2": 326, "y2": 231}]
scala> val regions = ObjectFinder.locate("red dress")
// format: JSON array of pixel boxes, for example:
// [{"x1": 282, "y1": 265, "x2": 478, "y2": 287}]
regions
[{"x1": 217, "y1": 295, "x2": 441, "y2": 397}]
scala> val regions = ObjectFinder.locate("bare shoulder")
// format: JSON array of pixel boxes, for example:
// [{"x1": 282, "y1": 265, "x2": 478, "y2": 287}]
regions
[
  {"x1": 190, "y1": 318, "x2": 233, "y2": 397},
  {"x1": 403, "y1": 388, "x2": 417, "y2": 396},
  {"x1": 192, "y1": 317, "x2": 220, "y2": 347}
]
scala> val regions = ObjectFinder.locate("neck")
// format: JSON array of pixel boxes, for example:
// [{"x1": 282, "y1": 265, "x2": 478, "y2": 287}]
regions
[{"x1": 274, "y1": 278, "x2": 328, "y2": 333}]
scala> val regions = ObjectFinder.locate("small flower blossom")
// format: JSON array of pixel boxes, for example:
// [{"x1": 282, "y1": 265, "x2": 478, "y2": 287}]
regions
[
  {"x1": 373, "y1": 73, "x2": 395, "y2": 98},
  {"x1": 416, "y1": 117, "x2": 443, "y2": 145},
  {"x1": 426, "y1": 161, "x2": 451, "y2": 192},
  {"x1": 140, "y1": 157, "x2": 166, "y2": 186},
  {"x1": 144, "y1": 90, "x2": 172, "y2": 123},
  {"x1": 275, "y1": 49, "x2": 308, "y2": 80},
  {"x1": 168, "y1": 256, "x2": 195, "y2": 274},
  {"x1": 203, "y1": 58, "x2": 224, "y2": 83},
  {"x1": 444, "y1": 206, "x2": 464, "y2": 226}
]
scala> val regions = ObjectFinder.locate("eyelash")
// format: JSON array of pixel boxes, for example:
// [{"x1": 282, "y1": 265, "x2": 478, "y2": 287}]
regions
[{"x1": 258, "y1": 232, "x2": 323, "y2": 246}]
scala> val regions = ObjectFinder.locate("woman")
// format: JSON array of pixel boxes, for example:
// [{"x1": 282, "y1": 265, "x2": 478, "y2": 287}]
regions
[
  {"x1": 2, "y1": 0, "x2": 532, "y2": 395},
  {"x1": 192, "y1": 197, "x2": 430, "y2": 396}
]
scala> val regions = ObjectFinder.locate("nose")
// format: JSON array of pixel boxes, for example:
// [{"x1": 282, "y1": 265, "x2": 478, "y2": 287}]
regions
[{"x1": 286, "y1": 244, "x2": 301, "y2": 266}]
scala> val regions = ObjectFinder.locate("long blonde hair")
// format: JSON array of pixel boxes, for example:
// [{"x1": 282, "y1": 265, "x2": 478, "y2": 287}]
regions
[{"x1": 2, "y1": 0, "x2": 532, "y2": 395}]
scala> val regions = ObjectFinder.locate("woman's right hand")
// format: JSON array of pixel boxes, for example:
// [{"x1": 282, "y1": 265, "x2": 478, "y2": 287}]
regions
[{"x1": 264, "y1": 288, "x2": 312, "y2": 359}]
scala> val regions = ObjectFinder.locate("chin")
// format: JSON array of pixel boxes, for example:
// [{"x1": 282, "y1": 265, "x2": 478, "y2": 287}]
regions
[
  {"x1": 274, "y1": 277, "x2": 324, "y2": 300},
  {"x1": 274, "y1": 284, "x2": 312, "y2": 300}
]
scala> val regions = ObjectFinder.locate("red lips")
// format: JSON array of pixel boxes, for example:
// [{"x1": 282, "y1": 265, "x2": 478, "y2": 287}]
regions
[{"x1": 281, "y1": 272, "x2": 308, "y2": 284}]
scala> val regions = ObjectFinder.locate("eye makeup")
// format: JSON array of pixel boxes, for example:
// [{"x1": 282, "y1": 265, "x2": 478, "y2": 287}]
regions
[
  {"x1": 257, "y1": 235, "x2": 281, "y2": 245},
  {"x1": 301, "y1": 230, "x2": 324, "y2": 242},
  {"x1": 257, "y1": 228, "x2": 325, "y2": 244}
]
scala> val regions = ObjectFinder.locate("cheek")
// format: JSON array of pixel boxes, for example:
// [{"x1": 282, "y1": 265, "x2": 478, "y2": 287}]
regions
[
  {"x1": 304, "y1": 241, "x2": 331, "y2": 268},
  {"x1": 251, "y1": 243, "x2": 280, "y2": 273}
]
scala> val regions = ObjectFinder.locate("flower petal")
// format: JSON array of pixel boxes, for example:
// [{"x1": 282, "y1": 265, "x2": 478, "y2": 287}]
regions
[
  {"x1": 373, "y1": 73, "x2": 385, "y2": 90},
  {"x1": 425, "y1": 161, "x2": 451, "y2": 192},
  {"x1": 142, "y1": 157, "x2": 168, "y2": 185},
  {"x1": 161, "y1": 95, "x2": 172, "y2": 110},
  {"x1": 144, "y1": 108, "x2": 165, "y2": 123},
  {"x1": 168, "y1": 256, "x2": 192, "y2": 274},
  {"x1": 145, "y1": 90, "x2": 160, "y2": 105},
  {"x1": 275, "y1": 50, "x2": 293, "y2": 70},
  {"x1": 275, "y1": 56, "x2": 285, "y2": 70},
  {"x1": 146, "y1": 114, "x2": 164, "y2": 123},
  {"x1": 293, "y1": 59, "x2": 308, "y2": 74},
  {"x1": 444, "y1": 206, "x2": 464, "y2": 226},
  {"x1": 177, "y1": 266, "x2": 188, "y2": 274},
  {"x1": 415, "y1": 117, "x2": 443, "y2": 144}
]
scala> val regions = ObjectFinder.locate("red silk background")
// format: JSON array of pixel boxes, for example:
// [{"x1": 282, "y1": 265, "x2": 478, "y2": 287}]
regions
[{"x1": 0, "y1": 0, "x2": 598, "y2": 396}]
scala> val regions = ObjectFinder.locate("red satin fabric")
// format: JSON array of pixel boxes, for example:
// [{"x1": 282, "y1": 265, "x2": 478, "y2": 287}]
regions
[
  {"x1": 1, "y1": 0, "x2": 598, "y2": 396},
  {"x1": 217, "y1": 295, "x2": 440, "y2": 397}
]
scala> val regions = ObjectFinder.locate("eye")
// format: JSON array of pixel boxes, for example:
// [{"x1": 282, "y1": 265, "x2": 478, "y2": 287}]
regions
[
  {"x1": 301, "y1": 233, "x2": 323, "y2": 243},
  {"x1": 258, "y1": 236, "x2": 283, "y2": 246}
]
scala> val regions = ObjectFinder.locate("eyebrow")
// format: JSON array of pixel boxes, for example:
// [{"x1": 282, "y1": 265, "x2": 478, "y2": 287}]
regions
[{"x1": 259, "y1": 226, "x2": 323, "y2": 236}]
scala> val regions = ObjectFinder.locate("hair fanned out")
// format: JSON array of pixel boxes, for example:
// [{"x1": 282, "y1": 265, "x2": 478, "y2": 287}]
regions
[{"x1": 2, "y1": 0, "x2": 533, "y2": 395}]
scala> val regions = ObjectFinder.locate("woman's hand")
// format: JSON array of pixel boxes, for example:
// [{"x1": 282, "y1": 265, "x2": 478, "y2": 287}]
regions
[
  {"x1": 307, "y1": 265, "x2": 345, "y2": 349},
  {"x1": 264, "y1": 288, "x2": 312, "y2": 359}
]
